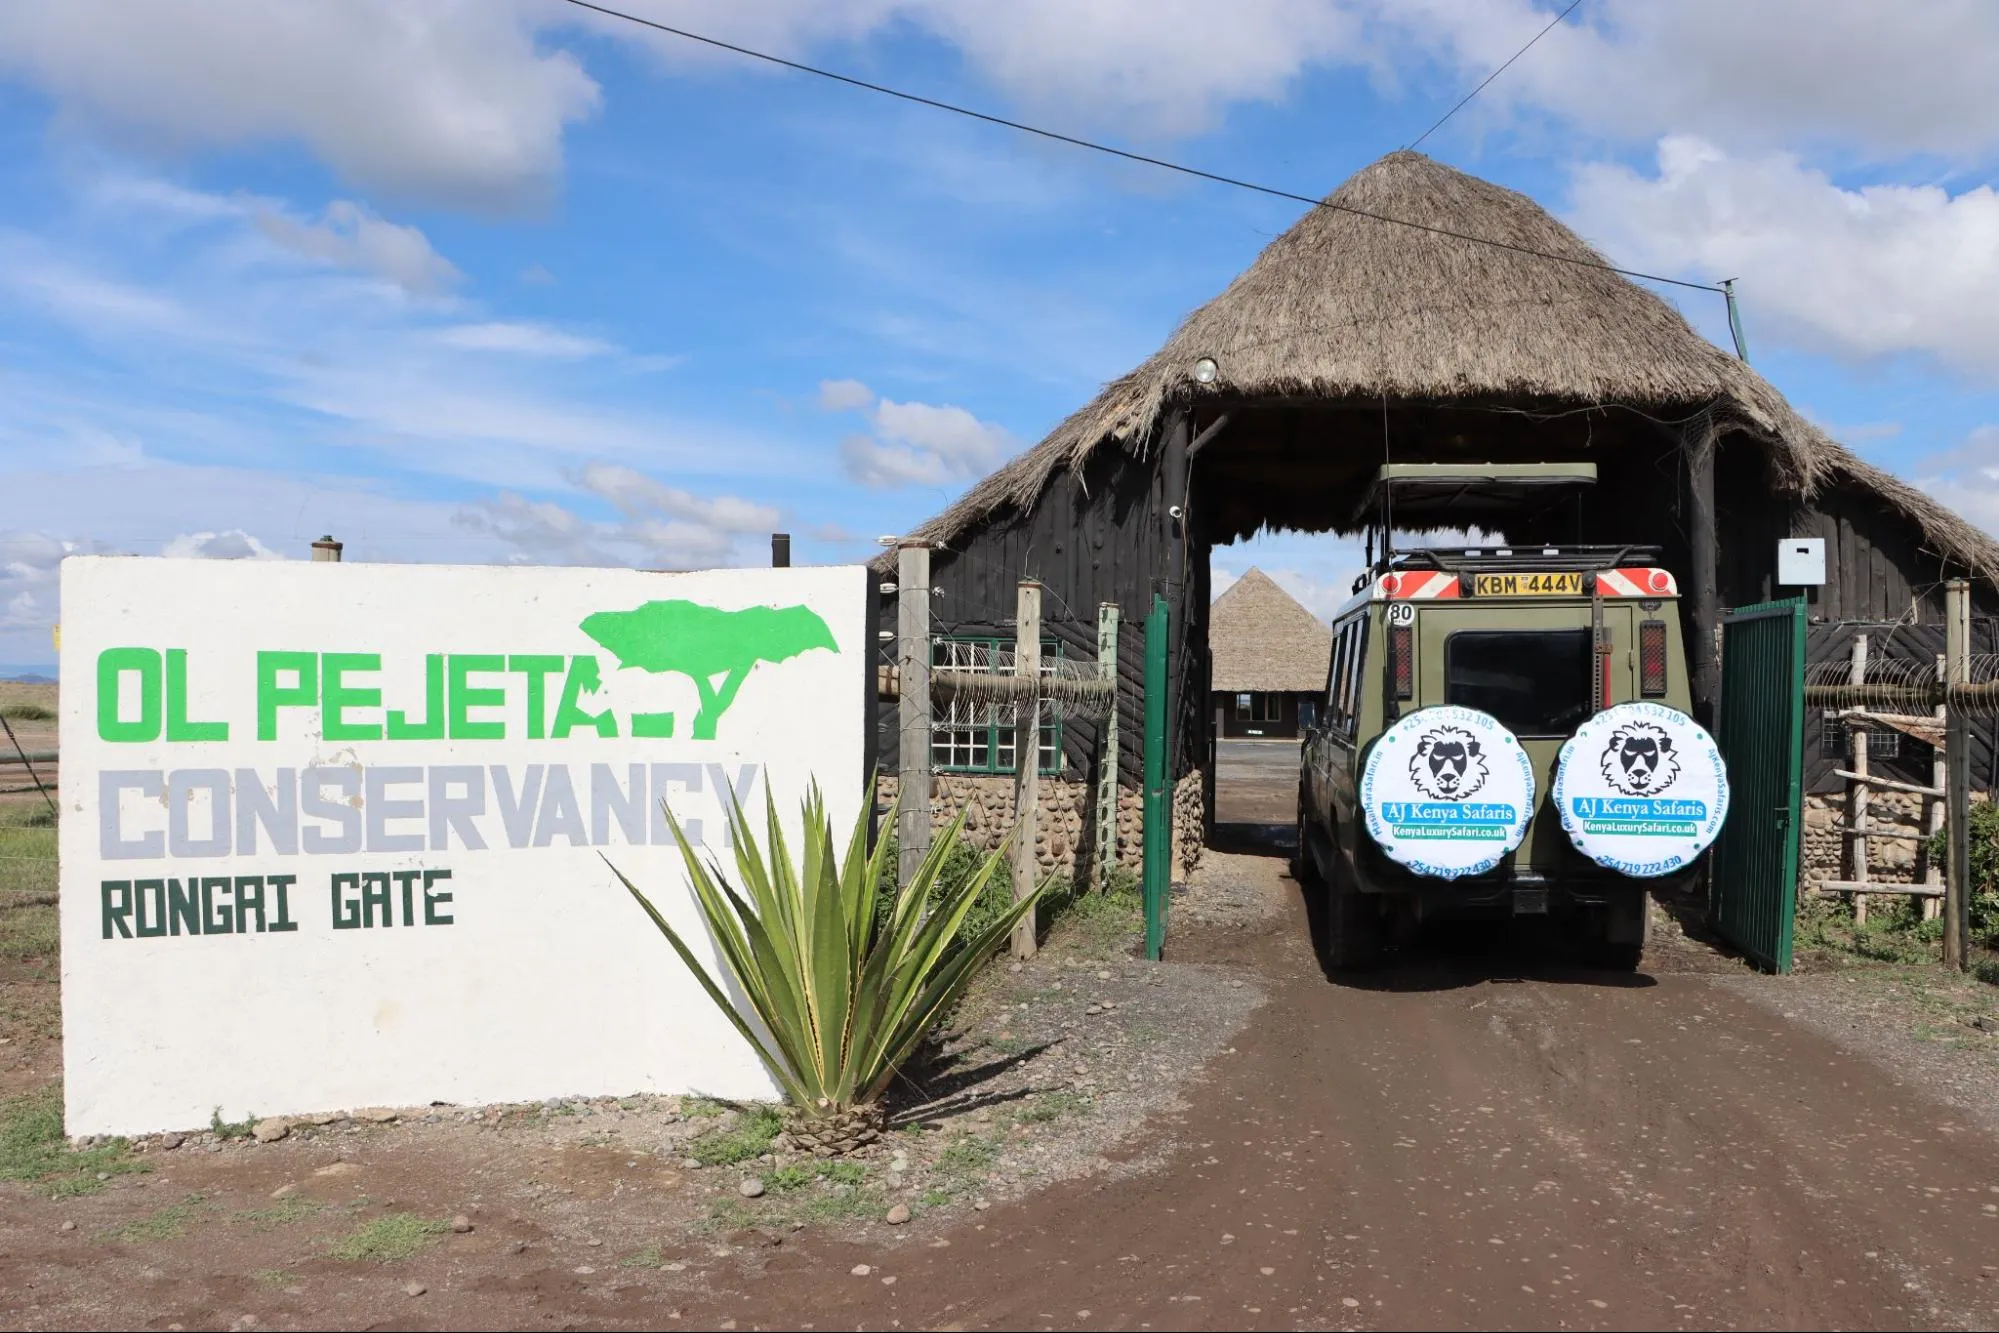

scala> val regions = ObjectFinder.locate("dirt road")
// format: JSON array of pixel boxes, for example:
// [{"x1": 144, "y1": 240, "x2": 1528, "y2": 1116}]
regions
[{"x1": 669, "y1": 872, "x2": 1999, "y2": 1331}]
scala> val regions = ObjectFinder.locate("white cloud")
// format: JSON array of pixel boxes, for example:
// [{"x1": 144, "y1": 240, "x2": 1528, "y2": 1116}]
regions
[
  {"x1": 8, "y1": 0, "x2": 1995, "y2": 232},
  {"x1": 435, "y1": 321, "x2": 613, "y2": 358},
  {"x1": 0, "y1": 0, "x2": 600, "y2": 210},
  {"x1": 456, "y1": 466, "x2": 782, "y2": 570},
  {"x1": 575, "y1": 462, "x2": 782, "y2": 534},
  {"x1": 820, "y1": 380, "x2": 1015, "y2": 489},
  {"x1": 816, "y1": 378, "x2": 875, "y2": 412},
  {"x1": 1915, "y1": 425, "x2": 1999, "y2": 540},
  {"x1": 1568, "y1": 138, "x2": 1999, "y2": 380},
  {"x1": 160, "y1": 529, "x2": 284, "y2": 560},
  {"x1": 579, "y1": 0, "x2": 1366, "y2": 141},
  {"x1": 0, "y1": 173, "x2": 800, "y2": 495},
  {"x1": 257, "y1": 200, "x2": 462, "y2": 297},
  {"x1": 1384, "y1": 0, "x2": 1999, "y2": 161}
]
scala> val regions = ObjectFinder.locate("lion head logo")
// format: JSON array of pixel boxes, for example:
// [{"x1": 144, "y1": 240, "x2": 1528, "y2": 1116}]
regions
[
  {"x1": 1409, "y1": 726, "x2": 1490, "y2": 800},
  {"x1": 1600, "y1": 722, "x2": 1681, "y2": 795}
]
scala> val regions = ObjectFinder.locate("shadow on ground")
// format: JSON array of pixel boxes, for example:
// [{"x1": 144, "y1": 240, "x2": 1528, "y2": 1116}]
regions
[{"x1": 1211, "y1": 818, "x2": 1666, "y2": 993}]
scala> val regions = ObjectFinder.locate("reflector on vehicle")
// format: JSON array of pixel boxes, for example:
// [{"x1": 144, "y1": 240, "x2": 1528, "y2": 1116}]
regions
[{"x1": 1639, "y1": 620, "x2": 1669, "y2": 697}]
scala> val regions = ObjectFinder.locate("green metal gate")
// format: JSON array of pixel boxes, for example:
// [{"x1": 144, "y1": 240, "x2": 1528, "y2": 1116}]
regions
[{"x1": 1709, "y1": 598, "x2": 1806, "y2": 972}]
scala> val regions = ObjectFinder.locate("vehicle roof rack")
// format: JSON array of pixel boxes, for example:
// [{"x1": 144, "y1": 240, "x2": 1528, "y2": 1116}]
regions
[{"x1": 1369, "y1": 543, "x2": 1664, "y2": 578}]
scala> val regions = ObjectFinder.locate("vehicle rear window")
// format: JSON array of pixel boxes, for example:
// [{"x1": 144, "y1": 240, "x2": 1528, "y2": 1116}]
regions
[{"x1": 1444, "y1": 629, "x2": 1592, "y2": 737}]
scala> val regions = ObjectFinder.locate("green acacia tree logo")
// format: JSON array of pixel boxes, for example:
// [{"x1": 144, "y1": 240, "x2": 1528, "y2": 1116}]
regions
[{"x1": 579, "y1": 600, "x2": 838, "y2": 740}]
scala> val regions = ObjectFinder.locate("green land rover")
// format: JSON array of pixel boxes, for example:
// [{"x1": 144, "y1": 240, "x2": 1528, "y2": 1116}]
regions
[{"x1": 1295, "y1": 464, "x2": 1726, "y2": 972}]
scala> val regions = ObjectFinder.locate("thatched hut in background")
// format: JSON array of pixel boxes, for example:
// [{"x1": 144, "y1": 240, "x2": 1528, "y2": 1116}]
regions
[
  {"x1": 874, "y1": 150, "x2": 1999, "y2": 876},
  {"x1": 1208, "y1": 569, "x2": 1332, "y2": 740}
]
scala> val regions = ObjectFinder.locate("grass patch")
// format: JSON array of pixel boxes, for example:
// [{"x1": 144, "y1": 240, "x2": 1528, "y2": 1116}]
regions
[
  {"x1": 231, "y1": 1196, "x2": 322, "y2": 1228},
  {"x1": 0, "y1": 1085, "x2": 145, "y2": 1197},
  {"x1": 250, "y1": 1268, "x2": 292, "y2": 1289},
  {"x1": 767, "y1": 1158, "x2": 869, "y2": 1193},
  {"x1": 329, "y1": 1212, "x2": 451, "y2": 1262},
  {"x1": 766, "y1": 1164, "x2": 819, "y2": 1192},
  {"x1": 0, "y1": 702, "x2": 54, "y2": 722},
  {"x1": 0, "y1": 901, "x2": 57, "y2": 963},
  {"x1": 210, "y1": 1108, "x2": 257, "y2": 1141},
  {"x1": 0, "y1": 815, "x2": 58, "y2": 963},
  {"x1": 1017, "y1": 1089, "x2": 1091, "y2": 1125},
  {"x1": 619, "y1": 1243, "x2": 666, "y2": 1269},
  {"x1": 103, "y1": 1197, "x2": 206, "y2": 1243},
  {"x1": 686, "y1": 1105, "x2": 783, "y2": 1166},
  {"x1": 682, "y1": 1097, "x2": 727, "y2": 1119},
  {"x1": 935, "y1": 1133, "x2": 1000, "y2": 1176}
]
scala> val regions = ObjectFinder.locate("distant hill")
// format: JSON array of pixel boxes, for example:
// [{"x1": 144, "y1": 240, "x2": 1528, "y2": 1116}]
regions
[{"x1": 0, "y1": 665, "x2": 56, "y2": 684}]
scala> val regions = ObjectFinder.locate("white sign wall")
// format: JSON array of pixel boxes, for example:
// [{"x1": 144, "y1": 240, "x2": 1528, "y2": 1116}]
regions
[{"x1": 59, "y1": 557, "x2": 868, "y2": 1135}]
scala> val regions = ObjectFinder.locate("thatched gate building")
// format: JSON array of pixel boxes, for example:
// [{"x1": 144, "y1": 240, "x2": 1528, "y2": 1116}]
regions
[{"x1": 873, "y1": 151, "x2": 1999, "y2": 880}]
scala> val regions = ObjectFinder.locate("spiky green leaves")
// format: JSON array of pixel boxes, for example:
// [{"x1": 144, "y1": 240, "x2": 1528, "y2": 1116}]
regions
[{"x1": 606, "y1": 784, "x2": 1040, "y2": 1120}]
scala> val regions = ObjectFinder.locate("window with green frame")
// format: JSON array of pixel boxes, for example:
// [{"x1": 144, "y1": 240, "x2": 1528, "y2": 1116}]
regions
[{"x1": 931, "y1": 636, "x2": 1063, "y2": 775}]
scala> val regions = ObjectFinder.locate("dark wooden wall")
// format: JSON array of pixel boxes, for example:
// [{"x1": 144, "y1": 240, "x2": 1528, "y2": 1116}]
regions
[
  {"x1": 873, "y1": 436, "x2": 1186, "y2": 788},
  {"x1": 877, "y1": 410, "x2": 1996, "y2": 798}
]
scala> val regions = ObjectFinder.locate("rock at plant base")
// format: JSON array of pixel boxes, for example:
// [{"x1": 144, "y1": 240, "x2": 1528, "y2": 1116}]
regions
[
  {"x1": 269, "y1": 1184, "x2": 298, "y2": 1201},
  {"x1": 683, "y1": 1158, "x2": 703, "y2": 1170},
  {"x1": 402, "y1": 1282, "x2": 427, "y2": 1298},
  {"x1": 58, "y1": 1220, "x2": 76, "y2": 1233},
  {"x1": 158, "y1": 1132, "x2": 184, "y2": 1151},
  {"x1": 314, "y1": 1162, "x2": 362, "y2": 1177},
  {"x1": 252, "y1": 1118, "x2": 291, "y2": 1144},
  {"x1": 452, "y1": 1214, "x2": 473, "y2": 1233},
  {"x1": 738, "y1": 1177, "x2": 766, "y2": 1198},
  {"x1": 780, "y1": 1103, "x2": 885, "y2": 1159},
  {"x1": 886, "y1": 1204, "x2": 911, "y2": 1225}
]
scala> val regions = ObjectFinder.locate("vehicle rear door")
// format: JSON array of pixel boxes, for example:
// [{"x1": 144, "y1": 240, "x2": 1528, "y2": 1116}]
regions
[{"x1": 1416, "y1": 603, "x2": 1605, "y2": 871}]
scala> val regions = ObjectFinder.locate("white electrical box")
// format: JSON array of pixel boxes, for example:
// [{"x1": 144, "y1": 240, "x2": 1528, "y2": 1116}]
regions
[{"x1": 1777, "y1": 537, "x2": 1826, "y2": 586}]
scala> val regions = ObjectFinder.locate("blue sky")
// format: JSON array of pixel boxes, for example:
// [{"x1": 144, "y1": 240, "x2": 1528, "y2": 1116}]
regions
[{"x1": 3, "y1": 0, "x2": 1997, "y2": 666}]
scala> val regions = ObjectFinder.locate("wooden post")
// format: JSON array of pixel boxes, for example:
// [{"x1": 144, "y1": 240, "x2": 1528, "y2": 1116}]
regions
[
  {"x1": 1094, "y1": 603, "x2": 1120, "y2": 893},
  {"x1": 1945, "y1": 579, "x2": 1971, "y2": 970},
  {"x1": 1923, "y1": 652, "x2": 1946, "y2": 920},
  {"x1": 1848, "y1": 635, "x2": 1870, "y2": 925},
  {"x1": 1685, "y1": 421, "x2": 1721, "y2": 729},
  {"x1": 1011, "y1": 581, "x2": 1043, "y2": 960},
  {"x1": 1142, "y1": 593, "x2": 1169, "y2": 961},
  {"x1": 896, "y1": 545, "x2": 932, "y2": 892}
]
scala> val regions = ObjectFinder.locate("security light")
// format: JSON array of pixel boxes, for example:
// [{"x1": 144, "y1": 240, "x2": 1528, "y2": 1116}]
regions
[{"x1": 1192, "y1": 357, "x2": 1218, "y2": 384}]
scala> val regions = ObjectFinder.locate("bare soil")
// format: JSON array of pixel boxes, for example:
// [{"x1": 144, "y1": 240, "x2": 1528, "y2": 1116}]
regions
[{"x1": 5, "y1": 739, "x2": 1999, "y2": 1328}]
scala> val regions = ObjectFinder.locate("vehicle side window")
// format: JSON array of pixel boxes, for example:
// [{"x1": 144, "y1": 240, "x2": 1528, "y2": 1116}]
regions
[
  {"x1": 1326, "y1": 616, "x2": 1368, "y2": 738},
  {"x1": 1324, "y1": 621, "x2": 1349, "y2": 717},
  {"x1": 1342, "y1": 618, "x2": 1368, "y2": 733}
]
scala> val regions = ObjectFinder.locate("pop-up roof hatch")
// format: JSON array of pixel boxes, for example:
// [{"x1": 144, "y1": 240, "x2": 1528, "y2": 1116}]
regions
[{"x1": 1355, "y1": 461, "x2": 1597, "y2": 529}]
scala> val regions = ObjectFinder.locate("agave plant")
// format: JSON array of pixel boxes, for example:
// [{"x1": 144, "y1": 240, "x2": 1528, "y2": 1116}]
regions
[{"x1": 607, "y1": 785, "x2": 1041, "y2": 1155}]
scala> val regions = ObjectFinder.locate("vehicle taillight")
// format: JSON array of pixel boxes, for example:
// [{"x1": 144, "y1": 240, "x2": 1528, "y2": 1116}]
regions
[
  {"x1": 1639, "y1": 620, "x2": 1668, "y2": 697},
  {"x1": 1391, "y1": 625, "x2": 1413, "y2": 699}
]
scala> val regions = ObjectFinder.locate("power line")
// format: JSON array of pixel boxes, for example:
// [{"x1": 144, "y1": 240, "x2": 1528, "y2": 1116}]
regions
[
  {"x1": 558, "y1": 0, "x2": 1723, "y2": 296},
  {"x1": 1407, "y1": 0, "x2": 1586, "y2": 151}
]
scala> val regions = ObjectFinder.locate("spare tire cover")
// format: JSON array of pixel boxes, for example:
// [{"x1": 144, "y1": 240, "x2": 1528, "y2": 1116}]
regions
[
  {"x1": 1554, "y1": 701, "x2": 1730, "y2": 878},
  {"x1": 1360, "y1": 705, "x2": 1536, "y2": 880}
]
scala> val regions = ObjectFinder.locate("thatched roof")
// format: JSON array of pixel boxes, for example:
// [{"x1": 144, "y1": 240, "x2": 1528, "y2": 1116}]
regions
[
  {"x1": 1210, "y1": 568, "x2": 1332, "y2": 694},
  {"x1": 891, "y1": 150, "x2": 1999, "y2": 581}
]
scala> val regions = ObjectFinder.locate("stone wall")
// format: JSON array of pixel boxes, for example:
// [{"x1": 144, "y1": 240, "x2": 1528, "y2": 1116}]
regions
[
  {"x1": 1800, "y1": 789, "x2": 1937, "y2": 887},
  {"x1": 876, "y1": 771, "x2": 1206, "y2": 882}
]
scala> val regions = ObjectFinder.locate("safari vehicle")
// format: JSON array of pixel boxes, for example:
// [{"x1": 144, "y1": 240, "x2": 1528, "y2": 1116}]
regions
[{"x1": 1296, "y1": 463, "x2": 1701, "y2": 972}]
